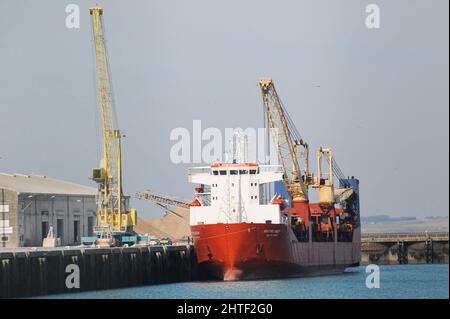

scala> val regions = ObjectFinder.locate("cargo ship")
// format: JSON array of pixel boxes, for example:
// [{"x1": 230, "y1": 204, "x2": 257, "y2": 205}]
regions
[
  {"x1": 188, "y1": 79, "x2": 361, "y2": 281},
  {"x1": 188, "y1": 161, "x2": 360, "y2": 281}
]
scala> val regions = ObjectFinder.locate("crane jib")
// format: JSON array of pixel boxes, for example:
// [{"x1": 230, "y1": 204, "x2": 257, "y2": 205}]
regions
[{"x1": 258, "y1": 78, "x2": 309, "y2": 201}]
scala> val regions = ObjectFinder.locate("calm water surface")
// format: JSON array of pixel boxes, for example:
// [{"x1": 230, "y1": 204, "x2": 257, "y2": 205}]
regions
[{"x1": 42, "y1": 264, "x2": 449, "y2": 299}]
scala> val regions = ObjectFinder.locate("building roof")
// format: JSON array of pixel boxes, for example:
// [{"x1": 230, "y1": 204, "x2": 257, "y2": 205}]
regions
[{"x1": 0, "y1": 173, "x2": 97, "y2": 196}]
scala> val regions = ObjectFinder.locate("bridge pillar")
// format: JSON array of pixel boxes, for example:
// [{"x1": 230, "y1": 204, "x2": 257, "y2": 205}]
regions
[
  {"x1": 397, "y1": 241, "x2": 408, "y2": 264},
  {"x1": 425, "y1": 238, "x2": 434, "y2": 264}
]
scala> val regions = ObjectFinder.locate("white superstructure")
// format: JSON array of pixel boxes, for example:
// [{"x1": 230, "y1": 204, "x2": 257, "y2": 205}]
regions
[{"x1": 188, "y1": 163, "x2": 284, "y2": 225}]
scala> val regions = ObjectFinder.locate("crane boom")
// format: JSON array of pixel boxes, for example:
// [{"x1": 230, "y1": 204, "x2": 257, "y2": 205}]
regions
[
  {"x1": 258, "y1": 78, "x2": 309, "y2": 202},
  {"x1": 89, "y1": 6, "x2": 135, "y2": 237},
  {"x1": 136, "y1": 190, "x2": 191, "y2": 220},
  {"x1": 136, "y1": 190, "x2": 191, "y2": 210}
]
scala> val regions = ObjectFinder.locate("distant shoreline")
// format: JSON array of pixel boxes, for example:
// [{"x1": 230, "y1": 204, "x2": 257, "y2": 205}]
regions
[{"x1": 361, "y1": 216, "x2": 449, "y2": 233}]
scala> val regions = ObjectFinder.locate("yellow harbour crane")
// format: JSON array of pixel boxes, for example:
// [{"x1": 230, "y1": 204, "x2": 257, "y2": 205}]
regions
[
  {"x1": 258, "y1": 78, "x2": 312, "y2": 202},
  {"x1": 83, "y1": 5, "x2": 136, "y2": 246}
]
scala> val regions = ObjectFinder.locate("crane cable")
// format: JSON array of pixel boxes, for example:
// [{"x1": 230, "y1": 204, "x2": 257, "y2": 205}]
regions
[
  {"x1": 327, "y1": 157, "x2": 350, "y2": 188},
  {"x1": 277, "y1": 94, "x2": 303, "y2": 143}
]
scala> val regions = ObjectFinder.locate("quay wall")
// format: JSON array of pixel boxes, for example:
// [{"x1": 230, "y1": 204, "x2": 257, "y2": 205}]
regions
[{"x1": 0, "y1": 245, "x2": 198, "y2": 298}]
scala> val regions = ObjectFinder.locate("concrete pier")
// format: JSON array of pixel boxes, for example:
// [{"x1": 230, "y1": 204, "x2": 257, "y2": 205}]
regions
[{"x1": 0, "y1": 245, "x2": 198, "y2": 298}]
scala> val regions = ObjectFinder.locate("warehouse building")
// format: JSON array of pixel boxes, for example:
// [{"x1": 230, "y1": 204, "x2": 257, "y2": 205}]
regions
[{"x1": 0, "y1": 173, "x2": 98, "y2": 248}]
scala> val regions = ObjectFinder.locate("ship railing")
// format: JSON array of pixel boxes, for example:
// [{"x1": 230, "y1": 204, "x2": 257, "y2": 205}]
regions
[
  {"x1": 197, "y1": 195, "x2": 211, "y2": 207},
  {"x1": 361, "y1": 232, "x2": 449, "y2": 242},
  {"x1": 188, "y1": 165, "x2": 282, "y2": 175},
  {"x1": 259, "y1": 165, "x2": 283, "y2": 174},
  {"x1": 188, "y1": 167, "x2": 211, "y2": 176}
]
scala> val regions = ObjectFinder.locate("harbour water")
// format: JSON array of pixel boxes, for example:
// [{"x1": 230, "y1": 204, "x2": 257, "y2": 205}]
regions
[{"x1": 40, "y1": 264, "x2": 448, "y2": 299}]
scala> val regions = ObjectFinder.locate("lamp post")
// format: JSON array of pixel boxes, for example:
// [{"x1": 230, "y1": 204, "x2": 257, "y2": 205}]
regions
[
  {"x1": 50, "y1": 195, "x2": 55, "y2": 229},
  {"x1": 1, "y1": 188, "x2": 5, "y2": 248}
]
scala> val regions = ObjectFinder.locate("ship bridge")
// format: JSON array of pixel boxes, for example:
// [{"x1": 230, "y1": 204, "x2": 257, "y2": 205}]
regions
[{"x1": 188, "y1": 163, "x2": 283, "y2": 225}]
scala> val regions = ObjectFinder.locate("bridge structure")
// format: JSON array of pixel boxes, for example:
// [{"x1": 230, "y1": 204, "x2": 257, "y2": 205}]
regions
[{"x1": 361, "y1": 232, "x2": 449, "y2": 265}]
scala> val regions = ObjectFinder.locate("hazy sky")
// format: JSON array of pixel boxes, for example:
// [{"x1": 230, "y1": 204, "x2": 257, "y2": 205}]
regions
[{"x1": 0, "y1": 0, "x2": 448, "y2": 219}]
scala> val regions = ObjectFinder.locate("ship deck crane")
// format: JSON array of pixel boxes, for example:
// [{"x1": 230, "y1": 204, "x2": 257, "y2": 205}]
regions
[
  {"x1": 258, "y1": 78, "x2": 312, "y2": 221},
  {"x1": 315, "y1": 147, "x2": 336, "y2": 210},
  {"x1": 315, "y1": 148, "x2": 356, "y2": 203},
  {"x1": 315, "y1": 147, "x2": 360, "y2": 231},
  {"x1": 82, "y1": 6, "x2": 136, "y2": 246},
  {"x1": 325, "y1": 154, "x2": 359, "y2": 223}
]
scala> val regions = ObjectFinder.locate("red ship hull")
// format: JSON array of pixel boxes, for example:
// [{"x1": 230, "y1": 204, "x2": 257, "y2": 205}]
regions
[{"x1": 191, "y1": 223, "x2": 360, "y2": 281}]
